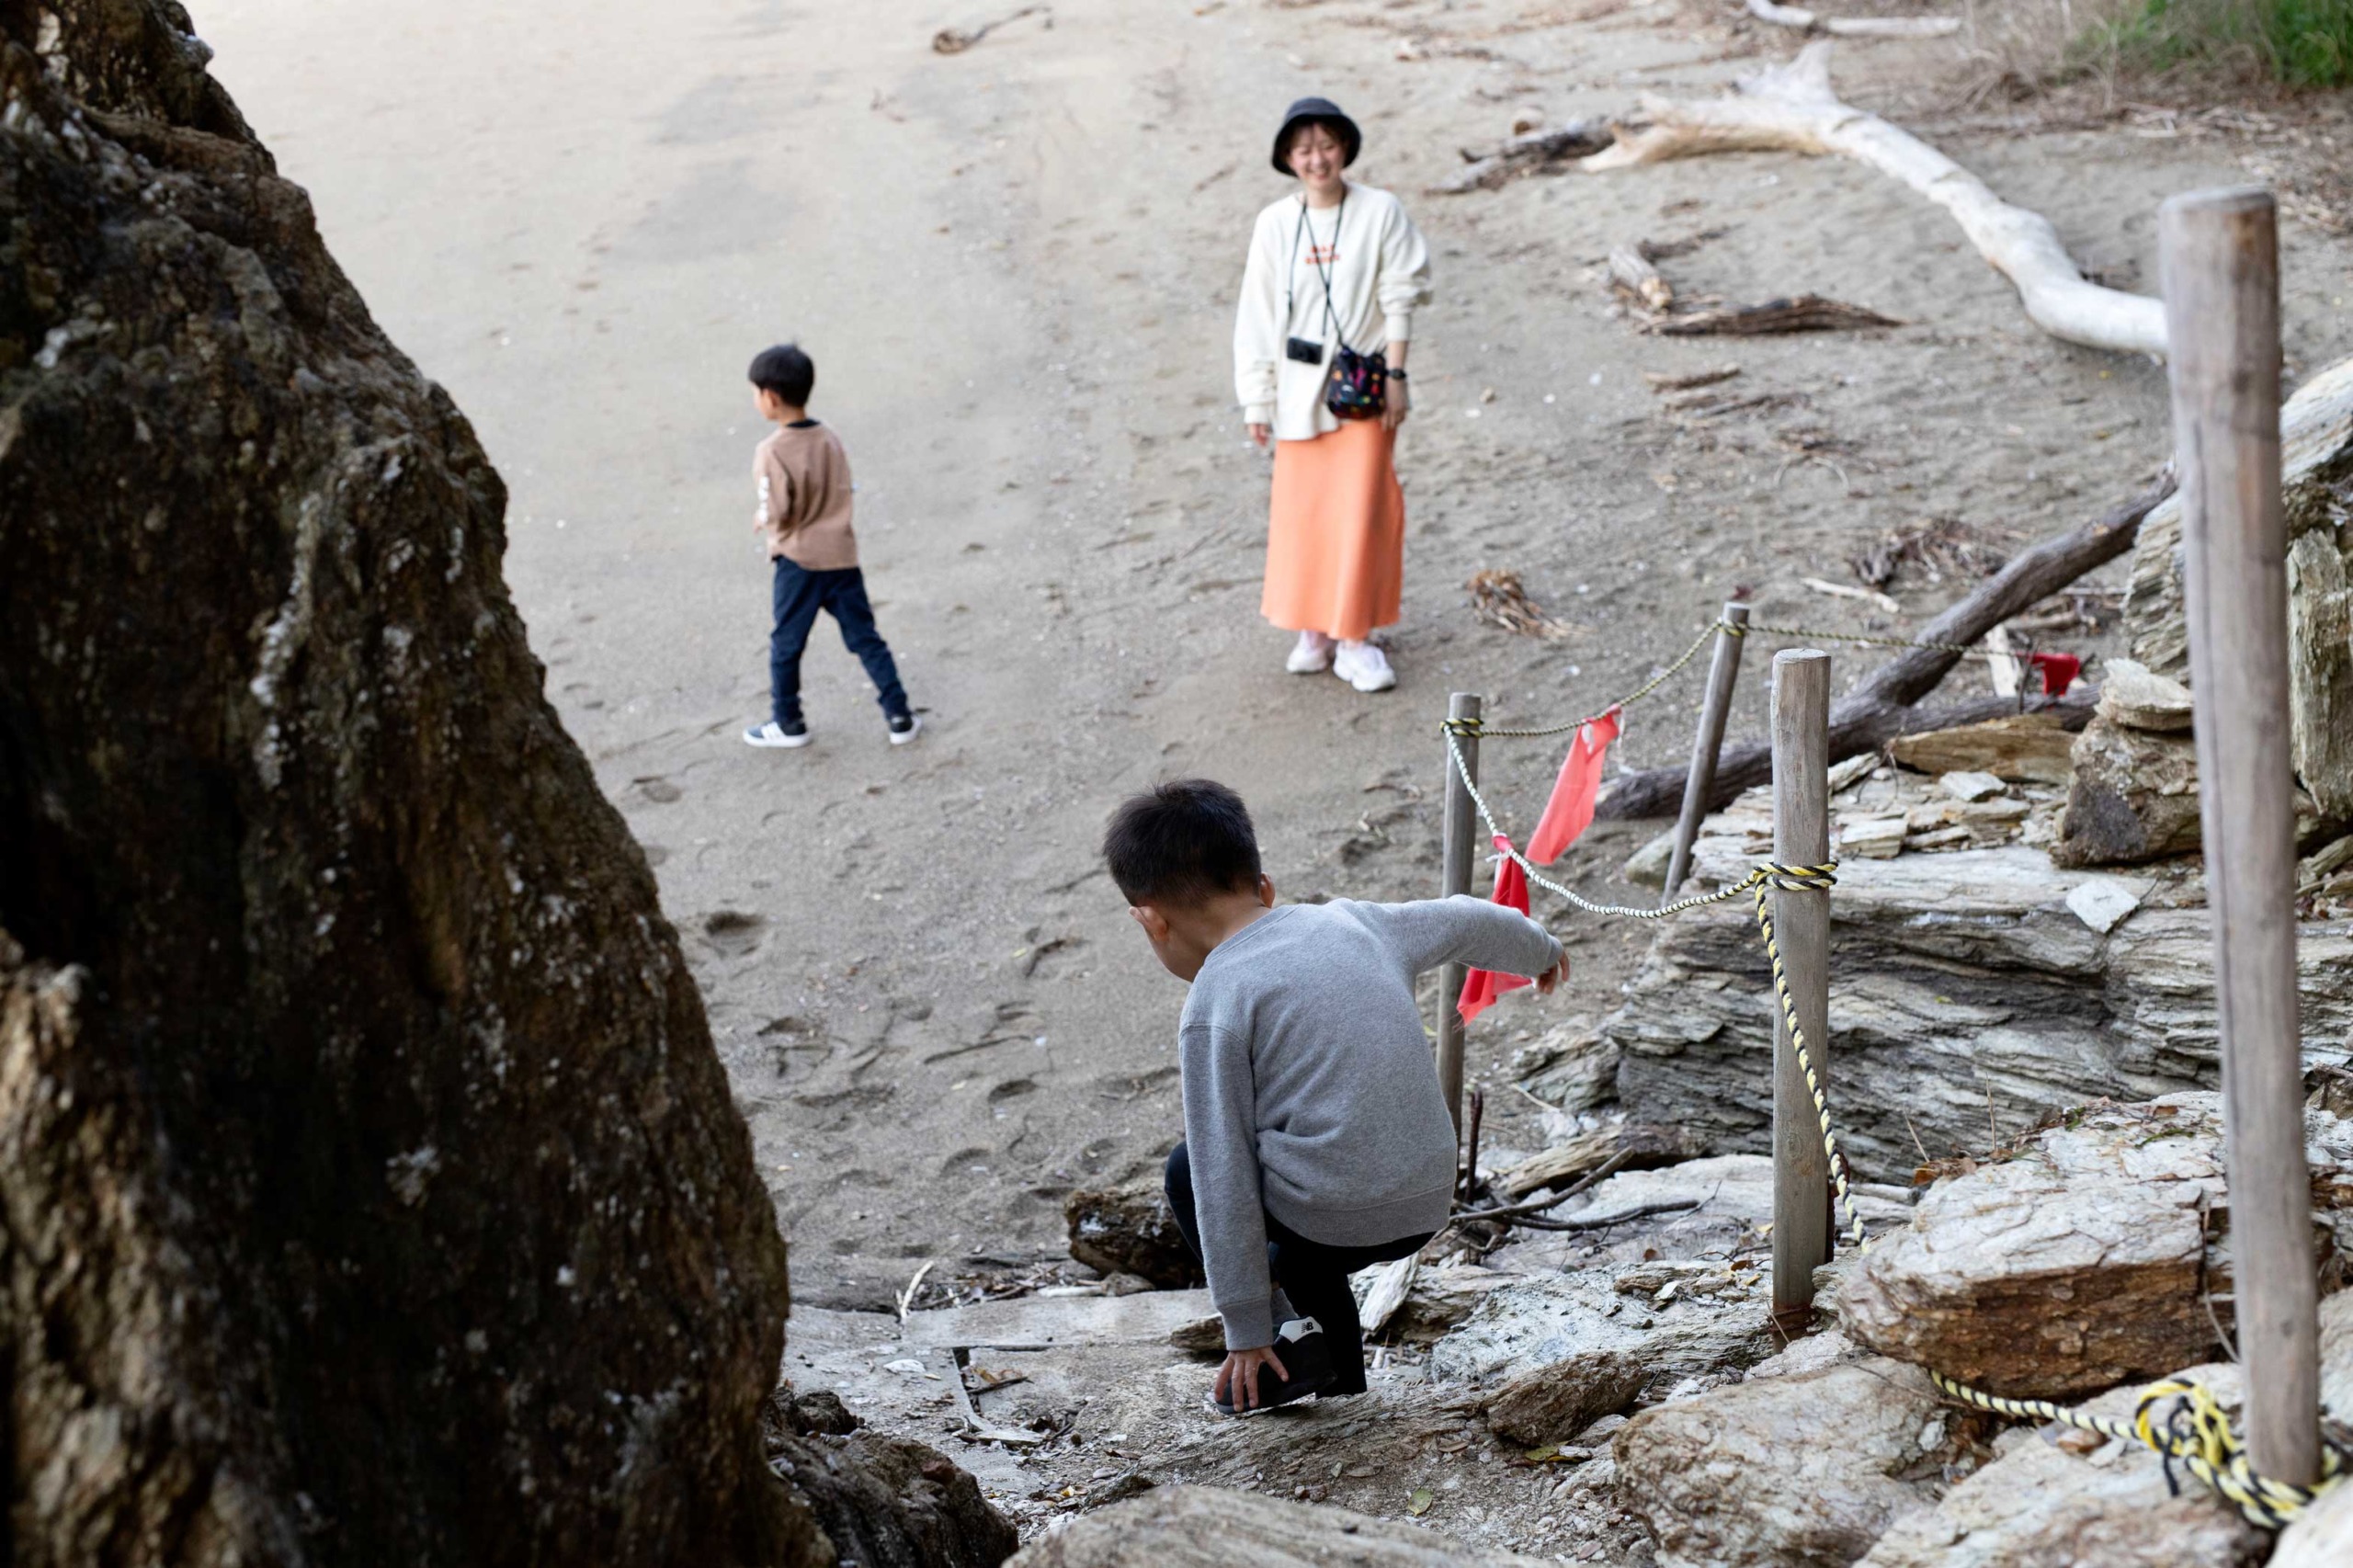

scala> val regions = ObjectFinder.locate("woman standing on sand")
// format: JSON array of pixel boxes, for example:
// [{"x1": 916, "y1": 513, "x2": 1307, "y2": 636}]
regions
[{"x1": 1233, "y1": 97, "x2": 1432, "y2": 694}]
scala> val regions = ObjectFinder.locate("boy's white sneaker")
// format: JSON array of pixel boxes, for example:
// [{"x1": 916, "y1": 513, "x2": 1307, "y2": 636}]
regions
[
  {"x1": 1285, "y1": 631, "x2": 1336, "y2": 674},
  {"x1": 745, "y1": 721, "x2": 812, "y2": 749},
  {"x1": 1333, "y1": 641, "x2": 1396, "y2": 693},
  {"x1": 887, "y1": 713, "x2": 923, "y2": 745}
]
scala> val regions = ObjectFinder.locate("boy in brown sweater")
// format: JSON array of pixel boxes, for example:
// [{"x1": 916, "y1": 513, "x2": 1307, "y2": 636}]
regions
[{"x1": 742, "y1": 343, "x2": 919, "y2": 748}]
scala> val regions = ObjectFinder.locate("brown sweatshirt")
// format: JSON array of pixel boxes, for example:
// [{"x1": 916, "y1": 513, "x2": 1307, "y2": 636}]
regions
[{"x1": 753, "y1": 420, "x2": 859, "y2": 571}]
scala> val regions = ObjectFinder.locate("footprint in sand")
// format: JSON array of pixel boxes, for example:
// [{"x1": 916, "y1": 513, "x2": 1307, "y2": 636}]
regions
[
  {"x1": 939, "y1": 1146, "x2": 994, "y2": 1178},
  {"x1": 630, "y1": 776, "x2": 683, "y2": 804},
  {"x1": 987, "y1": 1077, "x2": 1039, "y2": 1104},
  {"x1": 699, "y1": 910, "x2": 766, "y2": 957}
]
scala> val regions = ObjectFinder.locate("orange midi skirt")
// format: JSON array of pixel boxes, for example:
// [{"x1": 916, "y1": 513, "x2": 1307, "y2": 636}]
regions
[{"x1": 1261, "y1": 420, "x2": 1404, "y2": 642}]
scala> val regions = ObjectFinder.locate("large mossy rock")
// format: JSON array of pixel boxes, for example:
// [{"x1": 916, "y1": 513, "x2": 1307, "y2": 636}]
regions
[{"x1": 0, "y1": 6, "x2": 915, "y2": 1563}]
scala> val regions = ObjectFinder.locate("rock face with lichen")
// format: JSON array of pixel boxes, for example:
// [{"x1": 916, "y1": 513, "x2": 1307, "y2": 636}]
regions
[{"x1": 0, "y1": 4, "x2": 852, "y2": 1562}]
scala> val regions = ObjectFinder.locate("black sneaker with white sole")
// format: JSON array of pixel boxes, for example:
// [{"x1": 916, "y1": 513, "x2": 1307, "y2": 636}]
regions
[
  {"x1": 887, "y1": 712, "x2": 922, "y2": 745},
  {"x1": 1208, "y1": 1316, "x2": 1336, "y2": 1415},
  {"x1": 745, "y1": 720, "x2": 811, "y2": 749}
]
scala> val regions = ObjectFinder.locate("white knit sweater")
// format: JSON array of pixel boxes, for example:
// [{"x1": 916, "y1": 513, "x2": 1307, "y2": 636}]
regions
[{"x1": 1233, "y1": 183, "x2": 1433, "y2": 442}]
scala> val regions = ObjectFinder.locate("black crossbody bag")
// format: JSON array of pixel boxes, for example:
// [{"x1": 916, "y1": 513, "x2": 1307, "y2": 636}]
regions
[{"x1": 1284, "y1": 195, "x2": 1386, "y2": 422}]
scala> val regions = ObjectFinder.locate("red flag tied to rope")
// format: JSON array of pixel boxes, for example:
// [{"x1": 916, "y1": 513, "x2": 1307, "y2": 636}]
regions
[
  {"x1": 2029, "y1": 651, "x2": 2081, "y2": 698},
  {"x1": 1458, "y1": 834, "x2": 1536, "y2": 1024},
  {"x1": 1528, "y1": 706, "x2": 1622, "y2": 864}
]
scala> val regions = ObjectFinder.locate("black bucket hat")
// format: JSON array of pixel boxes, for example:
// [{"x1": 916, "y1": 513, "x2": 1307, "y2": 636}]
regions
[{"x1": 1270, "y1": 97, "x2": 1362, "y2": 176}]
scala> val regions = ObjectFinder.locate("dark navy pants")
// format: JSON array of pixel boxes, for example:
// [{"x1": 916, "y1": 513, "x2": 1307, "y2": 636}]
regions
[
  {"x1": 1164, "y1": 1142, "x2": 1432, "y2": 1394},
  {"x1": 769, "y1": 559, "x2": 909, "y2": 727}
]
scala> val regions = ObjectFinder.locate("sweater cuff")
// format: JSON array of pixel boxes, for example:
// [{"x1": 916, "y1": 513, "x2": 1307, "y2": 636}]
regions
[
  {"x1": 1382, "y1": 313, "x2": 1413, "y2": 347},
  {"x1": 1243, "y1": 403, "x2": 1275, "y2": 427},
  {"x1": 1220, "y1": 1298, "x2": 1274, "y2": 1352}
]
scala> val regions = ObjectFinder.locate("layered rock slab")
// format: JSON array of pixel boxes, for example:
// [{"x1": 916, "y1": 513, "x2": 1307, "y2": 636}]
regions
[
  {"x1": 1607, "y1": 824, "x2": 2353, "y2": 1181},
  {"x1": 1837, "y1": 1094, "x2": 2353, "y2": 1399},
  {"x1": 2124, "y1": 354, "x2": 2353, "y2": 827},
  {"x1": 0, "y1": 4, "x2": 858, "y2": 1562},
  {"x1": 1007, "y1": 1485, "x2": 1552, "y2": 1567}
]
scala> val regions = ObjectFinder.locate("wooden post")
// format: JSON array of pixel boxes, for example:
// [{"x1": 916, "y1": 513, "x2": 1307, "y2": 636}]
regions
[
  {"x1": 1437, "y1": 691, "x2": 1483, "y2": 1139},
  {"x1": 2161, "y1": 186, "x2": 2319, "y2": 1485},
  {"x1": 1663, "y1": 602, "x2": 1753, "y2": 904},
  {"x1": 1769, "y1": 650, "x2": 1833, "y2": 1321}
]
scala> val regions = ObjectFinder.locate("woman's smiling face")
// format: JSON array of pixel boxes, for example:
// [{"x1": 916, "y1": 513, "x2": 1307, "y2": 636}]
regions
[{"x1": 1285, "y1": 121, "x2": 1347, "y2": 198}]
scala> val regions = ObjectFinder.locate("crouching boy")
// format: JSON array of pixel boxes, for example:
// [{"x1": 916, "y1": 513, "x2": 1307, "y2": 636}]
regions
[{"x1": 1103, "y1": 778, "x2": 1565, "y2": 1414}]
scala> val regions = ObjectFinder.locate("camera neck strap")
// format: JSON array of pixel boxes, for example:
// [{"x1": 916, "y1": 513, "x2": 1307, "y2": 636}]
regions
[{"x1": 1284, "y1": 191, "x2": 1352, "y2": 356}]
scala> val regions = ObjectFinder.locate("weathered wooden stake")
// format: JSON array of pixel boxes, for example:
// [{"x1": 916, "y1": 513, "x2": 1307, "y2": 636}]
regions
[
  {"x1": 1769, "y1": 650, "x2": 1833, "y2": 1319},
  {"x1": 1663, "y1": 602, "x2": 1753, "y2": 904},
  {"x1": 1437, "y1": 691, "x2": 1483, "y2": 1139},
  {"x1": 2161, "y1": 186, "x2": 2319, "y2": 1485}
]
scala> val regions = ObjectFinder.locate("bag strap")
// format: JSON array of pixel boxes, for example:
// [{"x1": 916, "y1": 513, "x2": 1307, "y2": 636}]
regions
[{"x1": 1309, "y1": 191, "x2": 1353, "y2": 356}]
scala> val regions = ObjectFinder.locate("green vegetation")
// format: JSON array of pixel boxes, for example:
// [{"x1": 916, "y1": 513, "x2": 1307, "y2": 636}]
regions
[{"x1": 2086, "y1": 0, "x2": 2353, "y2": 87}]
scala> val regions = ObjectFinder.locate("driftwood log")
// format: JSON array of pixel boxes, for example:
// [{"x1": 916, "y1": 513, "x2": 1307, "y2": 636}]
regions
[
  {"x1": 1744, "y1": 0, "x2": 1961, "y2": 36},
  {"x1": 1653, "y1": 293, "x2": 1900, "y2": 335},
  {"x1": 1597, "y1": 473, "x2": 2178, "y2": 820},
  {"x1": 1431, "y1": 119, "x2": 1614, "y2": 194},
  {"x1": 1582, "y1": 42, "x2": 2169, "y2": 357},
  {"x1": 1609, "y1": 243, "x2": 1675, "y2": 312}
]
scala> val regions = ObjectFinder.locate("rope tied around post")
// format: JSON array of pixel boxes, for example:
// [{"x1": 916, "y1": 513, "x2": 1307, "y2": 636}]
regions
[{"x1": 1929, "y1": 1372, "x2": 2350, "y2": 1528}]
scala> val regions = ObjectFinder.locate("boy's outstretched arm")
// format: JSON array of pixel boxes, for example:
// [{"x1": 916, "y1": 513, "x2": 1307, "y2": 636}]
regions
[{"x1": 1360, "y1": 895, "x2": 1566, "y2": 984}]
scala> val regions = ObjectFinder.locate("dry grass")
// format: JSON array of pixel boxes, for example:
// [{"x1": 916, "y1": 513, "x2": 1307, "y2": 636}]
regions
[{"x1": 1943, "y1": 0, "x2": 2352, "y2": 106}]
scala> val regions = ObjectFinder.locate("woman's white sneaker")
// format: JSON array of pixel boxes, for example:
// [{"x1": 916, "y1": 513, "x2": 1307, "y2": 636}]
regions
[
  {"x1": 1285, "y1": 631, "x2": 1336, "y2": 674},
  {"x1": 1333, "y1": 640, "x2": 1396, "y2": 693}
]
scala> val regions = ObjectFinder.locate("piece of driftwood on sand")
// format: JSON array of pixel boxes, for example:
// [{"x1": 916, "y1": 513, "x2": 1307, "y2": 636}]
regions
[
  {"x1": 1597, "y1": 473, "x2": 2179, "y2": 820},
  {"x1": 1581, "y1": 42, "x2": 2167, "y2": 357},
  {"x1": 1431, "y1": 119, "x2": 1615, "y2": 194},
  {"x1": 1653, "y1": 294, "x2": 1901, "y2": 335},
  {"x1": 1744, "y1": 0, "x2": 1961, "y2": 37}
]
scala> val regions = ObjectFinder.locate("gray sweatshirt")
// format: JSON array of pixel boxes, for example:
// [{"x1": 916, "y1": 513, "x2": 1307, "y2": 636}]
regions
[{"x1": 1177, "y1": 896, "x2": 1564, "y2": 1350}]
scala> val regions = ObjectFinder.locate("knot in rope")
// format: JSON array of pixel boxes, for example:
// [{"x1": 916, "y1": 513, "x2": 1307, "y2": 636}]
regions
[{"x1": 1754, "y1": 862, "x2": 1837, "y2": 893}]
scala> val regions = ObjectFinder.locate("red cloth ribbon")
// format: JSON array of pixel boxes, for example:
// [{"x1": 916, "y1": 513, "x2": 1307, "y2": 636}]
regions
[
  {"x1": 1528, "y1": 706, "x2": 1623, "y2": 864},
  {"x1": 2029, "y1": 651, "x2": 2081, "y2": 698},
  {"x1": 1459, "y1": 835, "x2": 1543, "y2": 1025}
]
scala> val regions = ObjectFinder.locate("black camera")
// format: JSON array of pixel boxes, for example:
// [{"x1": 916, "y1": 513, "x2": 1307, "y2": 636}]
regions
[{"x1": 1285, "y1": 336, "x2": 1324, "y2": 365}]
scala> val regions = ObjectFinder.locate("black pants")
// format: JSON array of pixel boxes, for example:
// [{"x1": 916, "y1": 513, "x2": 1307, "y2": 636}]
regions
[
  {"x1": 1164, "y1": 1142, "x2": 1431, "y2": 1396},
  {"x1": 770, "y1": 559, "x2": 909, "y2": 727}
]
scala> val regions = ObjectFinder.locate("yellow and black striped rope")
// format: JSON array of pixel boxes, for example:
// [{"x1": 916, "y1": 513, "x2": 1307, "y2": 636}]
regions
[
  {"x1": 1443, "y1": 615, "x2": 2032, "y2": 747},
  {"x1": 1442, "y1": 733, "x2": 1830, "y2": 922},
  {"x1": 1441, "y1": 620, "x2": 1722, "y2": 741},
  {"x1": 1728, "y1": 619, "x2": 1994, "y2": 660},
  {"x1": 1928, "y1": 1372, "x2": 2348, "y2": 1528},
  {"x1": 1747, "y1": 875, "x2": 1869, "y2": 1250}
]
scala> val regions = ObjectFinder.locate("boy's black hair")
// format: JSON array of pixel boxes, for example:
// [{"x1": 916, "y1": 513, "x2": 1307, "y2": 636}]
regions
[
  {"x1": 1103, "y1": 779, "x2": 1262, "y2": 906},
  {"x1": 748, "y1": 343, "x2": 815, "y2": 406}
]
